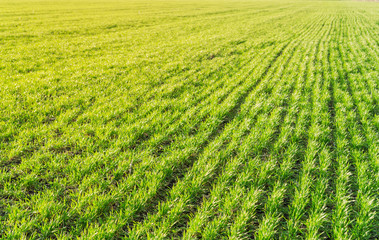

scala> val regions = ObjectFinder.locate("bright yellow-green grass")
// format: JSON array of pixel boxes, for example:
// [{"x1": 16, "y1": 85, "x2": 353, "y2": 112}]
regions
[{"x1": 0, "y1": 0, "x2": 378, "y2": 239}]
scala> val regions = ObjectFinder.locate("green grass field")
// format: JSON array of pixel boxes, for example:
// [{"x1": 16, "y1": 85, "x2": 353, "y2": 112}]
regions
[{"x1": 1, "y1": 0, "x2": 378, "y2": 239}]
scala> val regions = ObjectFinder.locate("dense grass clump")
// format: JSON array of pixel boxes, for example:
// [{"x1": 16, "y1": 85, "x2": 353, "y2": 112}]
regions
[{"x1": 0, "y1": 0, "x2": 378, "y2": 239}]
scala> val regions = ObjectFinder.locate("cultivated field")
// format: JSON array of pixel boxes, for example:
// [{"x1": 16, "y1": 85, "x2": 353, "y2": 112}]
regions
[{"x1": 0, "y1": 0, "x2": 378, "y2": 239}]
